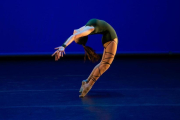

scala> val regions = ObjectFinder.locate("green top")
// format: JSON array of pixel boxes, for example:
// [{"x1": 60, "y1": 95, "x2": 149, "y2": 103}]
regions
[
  {"x1": 85, "y1": 19, "x2": 118, "y2": 45},
  {"x1": 74, "y1": 19, "x2": 118, "y2": 46}
]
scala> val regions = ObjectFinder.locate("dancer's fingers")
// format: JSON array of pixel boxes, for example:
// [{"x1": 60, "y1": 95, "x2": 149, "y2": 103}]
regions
[
  {"x1": 64, "y1": 51, "x2": 66, "y2": 54},
  {"x1": 61, "y1": 52, "x2": 63, "y2": 57},
  {"x1": 52, "y1": 51, "x2": 57, "y2": 56},
  {"x1": 58, "y1": 52, "x2": 61, "y2": 59},
  {"x1": 59, "y1": 52, "x2": 62, "y2": 59},
  {"x1": 52, "y1": 50, "x2": 65, "y2": 60},
  {"x1": 57, "y1": 51, "x2": 59, "y2": 59},
  {"x1": 57, "y1": 52, "x2": 59, "y2": 59},
  {"x1": 55, "y1": 53, "x2": 57, "y2": 61},
  {"x1": 55, "y1": 47, "x2": 59, "y2": 50},
  {"x1": 56, "y1": 53, "x2": 59, "y2": 61},
  {"x1": 56, "y1": 52, "x2": 59, "y2": 61},
  {"x1": 59, "y1": 51, "x2": 61, "y2": 58}
]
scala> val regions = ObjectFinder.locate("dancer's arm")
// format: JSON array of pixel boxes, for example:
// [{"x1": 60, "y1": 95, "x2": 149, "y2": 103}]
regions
[
  {"x1": 56, "y1": 26, "x2": 94, "y2": 49},
  {"x1": 74, "y1": 26, "x2": 85, "y2": 33},
  {"x1": 52, "y1": 26, "x2": 94, "y2": 61},
  {"x1": 63, "y1": 26, "x2": 94, "y2": 47},
  {"x1": 75, "y1": 26, "x2": 94, "y2": 38}
]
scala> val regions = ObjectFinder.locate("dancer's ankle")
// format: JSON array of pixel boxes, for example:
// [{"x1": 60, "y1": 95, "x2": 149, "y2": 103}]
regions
[{"x1": 88, "y1": 80, "x2": 95, "y2": 86}]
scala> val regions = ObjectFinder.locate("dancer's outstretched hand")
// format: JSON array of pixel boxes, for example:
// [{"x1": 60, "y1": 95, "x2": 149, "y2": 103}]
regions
[{"x1": 52, "y1": 46, "x2": 65, "y2": 61}]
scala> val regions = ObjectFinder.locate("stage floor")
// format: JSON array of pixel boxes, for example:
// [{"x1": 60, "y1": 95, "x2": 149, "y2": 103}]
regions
[{"x1": 0, "y1": 57, "x2": 180, "y2": 120}]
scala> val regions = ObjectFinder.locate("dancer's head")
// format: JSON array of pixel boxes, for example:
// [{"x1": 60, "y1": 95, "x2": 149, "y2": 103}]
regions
[{"x1": 75, "y1": 36, "x2": 100, "y2": 62}]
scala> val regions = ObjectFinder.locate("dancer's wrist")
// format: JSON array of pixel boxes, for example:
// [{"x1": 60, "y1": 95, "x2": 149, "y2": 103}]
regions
[{"x1": 62, "y1": 44, "x2": 67, "y2": 48}]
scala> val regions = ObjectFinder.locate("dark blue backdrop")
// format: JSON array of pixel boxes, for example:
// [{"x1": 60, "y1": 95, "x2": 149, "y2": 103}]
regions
[{"x1": 0, "y1": 0, "x2": 180, "y2": 55}]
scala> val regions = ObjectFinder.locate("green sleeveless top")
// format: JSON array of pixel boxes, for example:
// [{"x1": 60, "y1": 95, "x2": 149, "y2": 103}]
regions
[
  {"x1": 86, "y1": 19, "x2": 118, "y2": 44},
  {"x1": 75, "y1": 19, "x2": 118, "y2": 45}
]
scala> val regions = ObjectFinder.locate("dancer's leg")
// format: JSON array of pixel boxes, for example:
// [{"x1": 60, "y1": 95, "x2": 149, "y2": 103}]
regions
[
  {"x1": 87, "y1": 63, "x2": 100, "y2": 80},
  {"x1": 79, "y1": 38, "x2": 118, "y2": 97},
  {"x1": 88, "y1": 38, "x2": 118, "y2": 85},
  {"x1": 79, "y1": 51, "x2": 105, "y2": 93},
  {"x1": 79, "y1": 63, "x2": 100, "y2": 93},
  {"x1": 86, "y1": 49, "x2": 107, "y2": 81}
]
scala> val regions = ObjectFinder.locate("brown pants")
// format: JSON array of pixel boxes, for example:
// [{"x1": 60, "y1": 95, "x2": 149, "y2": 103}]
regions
[{"x1": 87, "y1": 38, "x2": 118, "y2": 82}]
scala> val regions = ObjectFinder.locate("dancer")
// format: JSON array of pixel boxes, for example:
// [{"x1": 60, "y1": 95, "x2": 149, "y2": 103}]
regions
[{"x1": 52, "y1": 19, "x2": 118, "y2": 97}]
